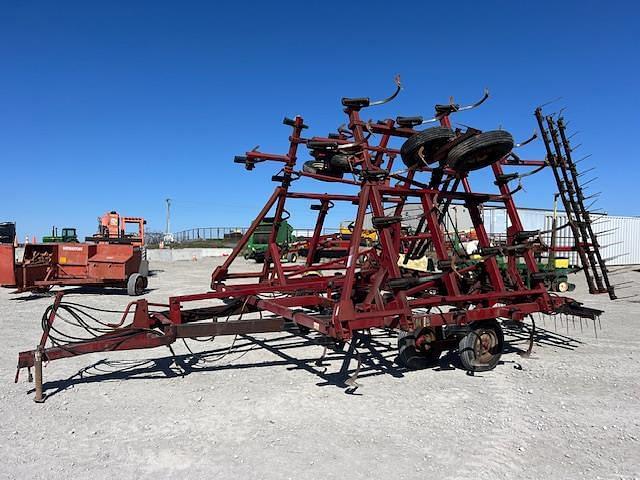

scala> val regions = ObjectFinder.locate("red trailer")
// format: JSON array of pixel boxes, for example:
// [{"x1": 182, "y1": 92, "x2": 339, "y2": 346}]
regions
[
  {"x1": 1, "y1": 211, "x2": 148, "y2": 296},
  {"x1": 15, "y1": 81, "x2": 618, "y2": 402}
]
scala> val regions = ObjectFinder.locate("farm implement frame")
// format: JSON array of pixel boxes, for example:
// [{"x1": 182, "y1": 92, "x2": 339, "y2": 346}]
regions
[{"x1": 16, "y1": 79, "x2": 612, "y2": 401}]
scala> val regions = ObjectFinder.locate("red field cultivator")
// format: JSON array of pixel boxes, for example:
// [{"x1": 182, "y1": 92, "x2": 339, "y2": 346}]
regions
[{"x1": 16, "y1": 80, "x2": 615, "y2": 401}]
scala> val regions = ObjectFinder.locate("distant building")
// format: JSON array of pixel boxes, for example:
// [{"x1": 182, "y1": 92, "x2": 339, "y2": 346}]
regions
[{"x1": 365, "y1": 205, "x2": 640, "y2": 266}]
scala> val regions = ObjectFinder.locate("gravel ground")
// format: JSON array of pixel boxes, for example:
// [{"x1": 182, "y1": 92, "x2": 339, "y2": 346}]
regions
[{"x1": 1, "y1": 258, "x2": 639, "y2": 479}]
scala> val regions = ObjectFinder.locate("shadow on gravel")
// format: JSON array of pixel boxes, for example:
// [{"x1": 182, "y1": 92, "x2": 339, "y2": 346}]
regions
[
  {"x1": 503, "y1": 322, "x2": 584, "y2": 355},
  {"x1": 32, "y1": 330, "x2": 409, "y2": 400},
  {"x1": 29, "y1": 323, "x2": 588, "y2": 401}
]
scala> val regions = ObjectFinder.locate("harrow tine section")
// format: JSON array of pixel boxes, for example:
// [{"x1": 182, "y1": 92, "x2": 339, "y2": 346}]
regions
[
  {"x1": 577, "y1": 167, "x2": 596, "y2": 177},
  {"x1": 583, "y1": 191, "x2": 601, "y2": 200},
  {"x1": 574, "y1": 153, "x2": 592, "y2": 164},
  {"x1": 580, "y1": 176, "x2": 598, "y2": 188}
]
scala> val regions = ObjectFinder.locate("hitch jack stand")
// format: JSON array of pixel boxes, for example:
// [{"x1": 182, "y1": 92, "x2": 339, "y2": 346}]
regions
[{"x1": 34, "y1": 348, "x2": 44, "y2": 403}]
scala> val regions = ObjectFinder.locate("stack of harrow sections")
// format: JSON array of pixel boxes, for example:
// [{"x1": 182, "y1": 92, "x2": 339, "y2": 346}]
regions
[{"x1": 16, "y1": 79, "x2": 616, "y2": 401}]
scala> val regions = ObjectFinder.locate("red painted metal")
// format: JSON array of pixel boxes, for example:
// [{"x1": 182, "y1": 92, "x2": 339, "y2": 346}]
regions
[
  {"x1": 1, "y1": 212, "x2": 147, "y2": 294},
  {"x1": 15, "y1": 86, "x2": 609, "y2": 396},
  {"x1": 0, "y1": 245, "x2": 16, "y2": 286}
]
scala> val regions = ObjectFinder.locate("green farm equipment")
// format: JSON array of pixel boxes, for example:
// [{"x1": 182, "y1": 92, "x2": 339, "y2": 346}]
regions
[
  {"x1": 498, "y1": 256, "x2": 576, "y2": 293},
  {"x1": 244, "y1": 218, "x2": 296, "y2": 263},
  {"x1": 42, "y1": 227, "x2": 78, "y2": 243}
]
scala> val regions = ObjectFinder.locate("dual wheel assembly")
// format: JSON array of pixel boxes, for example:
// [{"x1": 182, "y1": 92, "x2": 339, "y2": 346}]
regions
[
  {"x1": 400, "y1": 127, "x2": 514, "y2": 172},
  {"x1": 398, "y1": 320, "x2": 505, "y2": 372}
]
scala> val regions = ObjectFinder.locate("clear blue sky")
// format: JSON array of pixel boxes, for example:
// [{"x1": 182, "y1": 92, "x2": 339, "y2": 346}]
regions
[{"x1": 2, "y1": 1, "x2": 638, "y2": 240}]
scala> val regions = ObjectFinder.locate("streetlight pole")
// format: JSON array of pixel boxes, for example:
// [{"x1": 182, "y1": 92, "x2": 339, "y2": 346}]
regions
[{"x1": 165, "y1": 198, "x2": 172, "y2": 238}]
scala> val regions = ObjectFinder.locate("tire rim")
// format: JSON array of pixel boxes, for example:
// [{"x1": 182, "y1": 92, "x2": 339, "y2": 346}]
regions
[
  {"x1": 415, "y1": 328, "x2": 437, "y2": 355},
  {"x1": 473, "y1": 329, "x2": 498, "y2": 365}
]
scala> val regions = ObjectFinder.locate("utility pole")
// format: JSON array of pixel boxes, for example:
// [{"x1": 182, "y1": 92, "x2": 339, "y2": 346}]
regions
[{"x1": 165, "y1": 198, "x2": 172, "y2": 235}]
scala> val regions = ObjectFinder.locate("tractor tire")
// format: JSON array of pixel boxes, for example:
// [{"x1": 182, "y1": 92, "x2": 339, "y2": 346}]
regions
[
  {"x1": 287, "y1": 252, "x2": 298, "y2": 263},
  {"x1": 400, "y1": 127, "x2": 455, "y2": 168},
  {"x1": 397, "y1": 328, "x2": 442, "y2": 370},
  {"x1": 127, "y1": 273, "x2": 146, "y2": 296},
  {"x1": 446, "y1": 130, "x2": 514, "y2": 172},
  {"x1": 458, "y1": 320, "x2": 504, "y2": 372}
]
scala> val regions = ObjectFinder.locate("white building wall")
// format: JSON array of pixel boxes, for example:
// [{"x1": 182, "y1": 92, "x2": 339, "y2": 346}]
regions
[{"x1": 369, "y1": 205, "x2": 639, "y2": 266}]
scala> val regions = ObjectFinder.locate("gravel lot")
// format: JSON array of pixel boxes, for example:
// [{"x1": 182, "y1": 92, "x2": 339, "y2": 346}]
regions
[{"x1": 1, "y1": 257, "x2": 639, "y2": 479}]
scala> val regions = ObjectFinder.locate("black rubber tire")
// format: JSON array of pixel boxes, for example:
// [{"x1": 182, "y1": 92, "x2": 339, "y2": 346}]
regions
[
  {"x1": 302, "y1": 160, "x2": 325, "y2": 174},
  {"x1": 400, "y1": 127, "x2": 455, "y2": 168},
  {"x1": 328, "y1": 154, "x2": 352, "y2": 171},
  {"x1": 127, "y1": 273, "x2": 145, "y2": 296},
  {"x1": 446, "y1": 130, "x2": 514, "y2": 172},
  {"x1": 287, "y1": 252, "x2": 298, "y2": 263},
  {"x1": 397, "y1": 328, "x2": 442, "y2": 369},
  {"x1": 458, "y1": 320, "x2": 504, "y2": 372},
  {"x1": 302, "y1": 159, "x2": 343, "y2": 178}
]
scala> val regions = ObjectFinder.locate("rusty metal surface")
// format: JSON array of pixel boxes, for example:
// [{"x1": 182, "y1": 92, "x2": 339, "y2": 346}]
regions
[{"x1": 0, "y1": 244, "x2": 16, "y2": 286}]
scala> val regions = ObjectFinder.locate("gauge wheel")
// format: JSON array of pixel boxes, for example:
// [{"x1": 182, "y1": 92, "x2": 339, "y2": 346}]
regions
[
  {"x1": 397, "y1": 327, "x2": 442, "y2": 369},
  {"x1": 447, "y1": 130, "x2": 514, "y2": 172},
  {"x1": 458, "y1": 320, "x2": 504, "y2": 372},
  {"x1": 400, "y1": 127, "x2": 455, "y2": 168}
]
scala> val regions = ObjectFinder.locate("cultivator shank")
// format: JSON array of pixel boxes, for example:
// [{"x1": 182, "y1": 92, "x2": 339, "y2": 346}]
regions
[{"x1": 16, "y1": 81, "x2": 612, "y2": 400}]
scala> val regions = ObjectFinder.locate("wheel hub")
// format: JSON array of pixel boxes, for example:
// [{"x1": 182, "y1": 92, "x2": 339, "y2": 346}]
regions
[{"x1": 474, "y1": 329, "x2": 498, "y2": 363}]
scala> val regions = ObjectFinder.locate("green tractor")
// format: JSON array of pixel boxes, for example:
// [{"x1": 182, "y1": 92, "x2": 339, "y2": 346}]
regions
[
  {"x1": 244, "y1": 218, "x2": 296, "y2": 263},
  {"x1": 42, "y1": 227, "x2": 78, "y2": 243}
]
